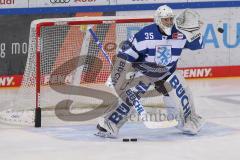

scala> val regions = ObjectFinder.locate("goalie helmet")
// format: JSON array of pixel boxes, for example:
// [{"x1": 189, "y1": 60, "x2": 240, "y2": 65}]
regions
[{"x1": 154, "y1": 5, "x2": 174, "y2": 36}]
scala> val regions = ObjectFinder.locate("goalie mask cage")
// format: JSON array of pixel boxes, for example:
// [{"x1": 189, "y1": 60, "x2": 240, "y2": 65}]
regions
[{"x1": 1, "y1": 16, "x2": 160, "y2": 127}]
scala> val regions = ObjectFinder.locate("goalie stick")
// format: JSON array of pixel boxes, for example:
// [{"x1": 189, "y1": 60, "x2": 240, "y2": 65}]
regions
[
  {"x1": 88, "y1": 27, "x2": 113, "y2": 66},
  {"x1": 87, "y1": 26, "x2": 178, "y2": 129}
]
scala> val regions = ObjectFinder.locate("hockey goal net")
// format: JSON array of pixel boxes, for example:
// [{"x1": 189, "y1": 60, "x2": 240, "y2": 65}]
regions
[{"x1": 0, "y1": 16, "x2": 165, "y2": 127}]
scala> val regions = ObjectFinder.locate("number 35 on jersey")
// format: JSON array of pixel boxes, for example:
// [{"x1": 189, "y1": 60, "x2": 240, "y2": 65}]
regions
[{"x1": 144, "y1": 32, "x2": 154, "y2": 39}]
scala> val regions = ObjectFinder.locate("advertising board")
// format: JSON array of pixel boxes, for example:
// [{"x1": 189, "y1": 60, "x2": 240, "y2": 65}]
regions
[
  {"x1": 28, "y1": 0, "x2": 110, "y2": 8},
  {"x1": 0, "y1": 0, "x2": 28, "y2": 8}
]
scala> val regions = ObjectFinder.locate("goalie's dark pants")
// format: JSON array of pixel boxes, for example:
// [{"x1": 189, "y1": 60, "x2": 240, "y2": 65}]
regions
[{"x1": 154, "y1": 78, "x2": 169, "y2": 96}]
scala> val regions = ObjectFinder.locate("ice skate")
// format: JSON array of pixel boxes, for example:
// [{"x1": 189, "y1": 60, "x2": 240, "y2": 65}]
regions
[{"x1": 176, "y1": 114, "x2": 205, "y2": 135}]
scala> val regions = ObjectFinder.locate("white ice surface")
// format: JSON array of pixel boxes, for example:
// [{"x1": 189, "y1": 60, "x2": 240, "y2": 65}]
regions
[{"x1": 0, "y1": 78, "x2": 240, "y2": 160}]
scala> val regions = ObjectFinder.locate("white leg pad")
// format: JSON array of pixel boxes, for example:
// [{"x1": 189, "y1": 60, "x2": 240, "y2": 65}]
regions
[{"x1": 164, "y1": 70, "x2": 205, "y2": 134}]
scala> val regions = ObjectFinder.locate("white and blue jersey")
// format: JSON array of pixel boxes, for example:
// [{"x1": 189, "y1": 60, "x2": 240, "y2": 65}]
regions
[{"x1": 118, "y1": 23, "x2": 203, "y2": 80}]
